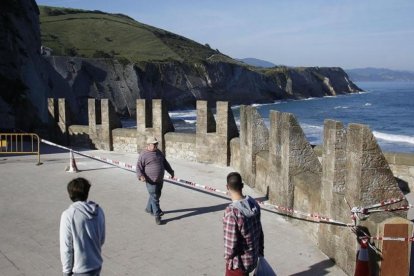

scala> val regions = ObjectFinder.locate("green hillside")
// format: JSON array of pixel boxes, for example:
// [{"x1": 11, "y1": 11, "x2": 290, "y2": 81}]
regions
[{"x1": 39, "y1": 6, "x2": 230, "y2": 63}]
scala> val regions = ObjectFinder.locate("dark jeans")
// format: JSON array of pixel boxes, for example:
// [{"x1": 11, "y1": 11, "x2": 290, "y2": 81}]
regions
[{"x1": 146, "y1": 182, "x2": 163, "y2": 216}]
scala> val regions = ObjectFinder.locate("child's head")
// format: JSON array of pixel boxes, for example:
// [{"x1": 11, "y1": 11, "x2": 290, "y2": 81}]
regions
[{"x1": 67, "y1": 177, "x2": 91, "y2": 202}]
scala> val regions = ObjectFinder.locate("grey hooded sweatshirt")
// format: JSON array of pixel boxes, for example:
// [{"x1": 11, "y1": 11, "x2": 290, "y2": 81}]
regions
[{"x1": 60, "y1": 201, "x2": 105, "y2": 274}]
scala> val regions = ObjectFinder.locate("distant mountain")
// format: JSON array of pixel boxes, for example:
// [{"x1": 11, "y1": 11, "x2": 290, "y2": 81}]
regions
[
  {"x1": 238, "y1": 58, "x2": 276, "y2": 68},
  {"x1": 346, "y1": 68, "x2": 414, "y2": 81}
]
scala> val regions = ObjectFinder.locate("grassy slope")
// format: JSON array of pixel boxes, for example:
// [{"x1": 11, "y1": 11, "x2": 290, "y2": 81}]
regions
[{"x1": 39, "y1": 6, "x2": 230, "y2": 63}]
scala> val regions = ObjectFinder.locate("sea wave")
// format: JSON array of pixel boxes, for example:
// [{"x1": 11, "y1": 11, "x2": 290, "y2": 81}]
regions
[
  {"x1": 251, "y1": 101, "x2": 283, "y2": 107},
  {"x1": 184, "y1": 120, "x2": 196, "y2": 124},
  {"x1": 373, "y1": 131, "x2": 414, "y2": 145},
  {"x1": 169, "y1": 110, "x2": 197, "y2": 118}
]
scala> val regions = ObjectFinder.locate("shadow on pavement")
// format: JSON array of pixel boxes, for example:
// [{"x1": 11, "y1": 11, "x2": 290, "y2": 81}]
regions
[
  {"x1": 162, "y1": 202, "x2": 229, "y2": 224},
  {"x1": 289, "y1": 259, "x2": 336, "y2": 275}
]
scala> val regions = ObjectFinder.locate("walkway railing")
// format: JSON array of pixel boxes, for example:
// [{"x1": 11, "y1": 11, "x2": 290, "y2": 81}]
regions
[{"x1": 0, "y1": 133, "x2": 41, "y2": 165}]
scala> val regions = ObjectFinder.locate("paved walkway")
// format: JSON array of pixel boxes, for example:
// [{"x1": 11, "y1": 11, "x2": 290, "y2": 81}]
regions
[{"x1": 0, "y1": 144, "x2": 349, "y2": 275}]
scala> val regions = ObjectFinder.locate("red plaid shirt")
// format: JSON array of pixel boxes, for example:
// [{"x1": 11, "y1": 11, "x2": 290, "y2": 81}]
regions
[{"x1": 223, "y1": 196, "x2": 264, "y2": 272}]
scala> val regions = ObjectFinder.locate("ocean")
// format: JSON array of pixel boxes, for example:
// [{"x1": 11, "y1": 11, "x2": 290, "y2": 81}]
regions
[
  {"x1": 166, "y1": 81, "x2": 414, "y2": 153},
  {"x1": 122, "y1": 82, "x2": 414, "y2": 153}
]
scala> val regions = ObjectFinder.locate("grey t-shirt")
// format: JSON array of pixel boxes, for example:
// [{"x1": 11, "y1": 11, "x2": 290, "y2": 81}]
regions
[{"x1": 136, "y1": 149, "x2": 173, "y2": 183}]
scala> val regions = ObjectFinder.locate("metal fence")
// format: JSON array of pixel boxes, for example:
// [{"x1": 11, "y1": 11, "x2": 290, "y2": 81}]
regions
[{"x1": 0, "y1": 133, "x2": 41, "y2": 165}]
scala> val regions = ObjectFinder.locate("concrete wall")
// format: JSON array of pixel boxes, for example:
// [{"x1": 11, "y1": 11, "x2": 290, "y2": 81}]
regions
[
  {"x1": 113, "y1": 128, "x2": 138, "y2": 153},
  {"x1": 384, "y1": 152, "x2": 414, "y2": 193},
  {"x1": 165, "y1": 132, "x2": 196, "y2": 161},
  {"x1": 55, "y1": 97, "x2": 414, "y2": 276}
]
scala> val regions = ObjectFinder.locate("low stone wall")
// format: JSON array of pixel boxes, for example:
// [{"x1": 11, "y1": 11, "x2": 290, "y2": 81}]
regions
[
  {"x1": 165, "y1": 132, "x2": 196, "y2": 161},
  {"x1": 384, "y1": 152, "x2": 414, "y2": 193},
  {"x1": 112, "y1": 128, "x2": 138, "y2": 153}
]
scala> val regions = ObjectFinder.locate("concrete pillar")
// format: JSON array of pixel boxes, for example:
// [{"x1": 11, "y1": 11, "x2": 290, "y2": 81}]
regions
[
  {"x1": 318, "y1": 120, "x2": 353, "y2": 273},
  {"x1": 88, "y1": 98, "x2": 97, "y2": 138},
  {"x1": 266, "y1": 111, "x2": 283, "y2": 198},
  {"x1": 101, "y1": 99, "x2": 113, "y2": 151},
  {"x1": 343, "y1": 123, "x2": 408, "y2": 275},
  {"x1": 196, "y1": 100, "x2": 216, "y2": 134},
  {"x1": 269, "y1": 112, "x2": 322, "y2": 241},
  {"x1": 152, "y1": 99, "x2": 174, "y2": 153},
  {"x1": 57, "y1": 98, "x2": 69, "y2": 145},
  {"x1": 239, "y1": 105, "x2": 269, "y2": 187},
  {"x1": 216, "y1": 101, "x2": 238, "y2": 166},
  {"x1": 196, "y1": 101, "x2": 217, "y2": 164},
  {"x1": 47, "y1": 98, "x2": 58, "y2": 140},
  {"x1": 47, "y1": 98, "x2": 57, "y2": 124},
  {"x1": 136, "y1": 99, "x2": 152, "y2": 132}
]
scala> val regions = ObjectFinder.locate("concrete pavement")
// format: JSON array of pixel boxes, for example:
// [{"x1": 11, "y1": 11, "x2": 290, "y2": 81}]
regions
[{"x1": 0, "y1": 144, "x2": 348, "y2": 275}]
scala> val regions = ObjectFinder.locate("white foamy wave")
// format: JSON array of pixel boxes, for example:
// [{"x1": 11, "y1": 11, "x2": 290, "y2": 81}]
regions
[
  {"x1": 334, "y1": 106, "x2": 349, "y2": 109},
  {"x1": 184, "y1": 120, "x2": 196, "y2": 124},
  {"x1": 251, "y1": 101, "x2": 281, "y2": 108},
  {"x1": 303, "y1": 97, "x2": 316, "y2": 101},
  {"x1": 301, "y1": 123, "x2": 323, "y2": 131},
  {"x1": 169, "y1": 110, "x2": 197, "y2": 118},
  {"x1": 373, "y1": 131, "x2": 414, "y2": 145},
  {"x1": 364, "y1": 103, "x2": 372, "y2": 106}
]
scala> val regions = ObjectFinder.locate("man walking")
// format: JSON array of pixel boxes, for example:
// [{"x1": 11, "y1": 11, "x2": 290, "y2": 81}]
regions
[
  {"x1": 223, "y1": 172, "x2": 264, "y2": 276},
  {"x1": 60, "y1": 177, "x2": 105, "y2": 276},
  {"x1": 137, "y1": 136, "x2": 174, "y2": 225}
]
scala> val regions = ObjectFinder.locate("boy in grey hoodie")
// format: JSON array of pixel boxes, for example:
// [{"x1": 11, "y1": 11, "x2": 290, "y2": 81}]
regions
[{"x1": 60, "y1": 178, "x2": 105, "y2": 276}]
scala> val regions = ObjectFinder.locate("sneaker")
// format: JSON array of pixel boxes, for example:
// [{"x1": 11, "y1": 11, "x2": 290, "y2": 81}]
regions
[
  {"x1": 158, "y1": 211, "x2": 164, "y2": 217},
  {"x1": 155, "y1": 216, "x2": 161, "y2": 225}
]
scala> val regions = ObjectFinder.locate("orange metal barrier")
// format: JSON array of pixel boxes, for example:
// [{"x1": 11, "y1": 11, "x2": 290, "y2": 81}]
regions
[{"x1": 0, "y1": 133, "x2": 41, "y2": 165}]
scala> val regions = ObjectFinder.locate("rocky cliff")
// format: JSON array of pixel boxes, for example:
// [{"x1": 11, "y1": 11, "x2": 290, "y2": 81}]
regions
[
  {"x1": 0, "y1": 1, "x2": 361, "y2": 129},
  {"x1": 0, "y1": 0, "x2": 76, "y2": 129},
  {"x1": 44, "y1": 56, "x2": 361, "y2": 119}
]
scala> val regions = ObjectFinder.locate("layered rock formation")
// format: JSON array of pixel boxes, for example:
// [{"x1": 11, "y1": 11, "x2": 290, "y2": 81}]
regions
[{"x1": 45, "y1": 56, "x2": 361, "y2": 119}]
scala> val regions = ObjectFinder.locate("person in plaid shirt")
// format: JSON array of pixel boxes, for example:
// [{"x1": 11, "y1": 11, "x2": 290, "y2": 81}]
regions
[{"x1": 223, "y1": 172, "x2": 264, "y2": 276}]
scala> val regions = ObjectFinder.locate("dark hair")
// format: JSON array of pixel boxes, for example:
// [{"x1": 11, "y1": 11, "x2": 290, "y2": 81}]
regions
[
  {"x1": 67, "y1": 177, "x2": 91, "y2": 202},
  {"x1": 227, "y1": 172, "x2": 243, "y2": 191}
]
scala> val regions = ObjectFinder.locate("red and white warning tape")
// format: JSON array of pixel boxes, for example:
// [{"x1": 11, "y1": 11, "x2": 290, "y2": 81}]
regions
[
  {"x1": 363, "y1": 197, "x2": 406, "y2": 209},
  {"x1": 361, "y1": 235, "x2": 414, "y2": 242},
  {"x1": 351, "y1": 197, "x2": 407, "y2": 215},
  {"x1": 257, "y1": 201, "x2": 352, "y2": 226},
  {"x1": 169, "y1": 177, "x2": 229, "y2": 196}
]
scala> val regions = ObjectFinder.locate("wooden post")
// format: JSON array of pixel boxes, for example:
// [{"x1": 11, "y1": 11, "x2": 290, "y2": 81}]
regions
[{"x1": 378, "y1": 217, "x2": 412, "y2": 276}]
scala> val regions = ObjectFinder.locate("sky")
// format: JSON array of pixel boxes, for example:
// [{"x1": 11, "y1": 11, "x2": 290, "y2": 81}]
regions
[{"x1": 35, "y1": 0, "x2": 414, "y2": 71}]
